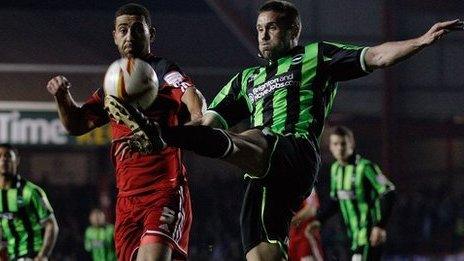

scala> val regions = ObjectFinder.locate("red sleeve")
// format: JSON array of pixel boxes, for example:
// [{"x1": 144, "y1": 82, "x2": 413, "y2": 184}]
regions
[
  {"x1": 82, "y1": 88, "x2": 109, "y2": 127},
  {"x1": 163, "y1": 70, "x2": 195, "y2": 94}
]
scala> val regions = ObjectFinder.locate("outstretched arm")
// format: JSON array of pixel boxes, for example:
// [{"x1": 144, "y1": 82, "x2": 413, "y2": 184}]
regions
[
  {"x1": 181, "y1": 87, "x2": 206, "y2": 124},
  {"x1": 46, "y1": 75, "x2": 103, "y2": 136},
  {"x1": 365, "y1": 19, "x2": 463, "y2": 70}
]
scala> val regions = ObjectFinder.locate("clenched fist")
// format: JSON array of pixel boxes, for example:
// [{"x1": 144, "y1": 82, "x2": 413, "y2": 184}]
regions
[{"x1": 46, "y1": 75, "x2": 71, "y2": 97}]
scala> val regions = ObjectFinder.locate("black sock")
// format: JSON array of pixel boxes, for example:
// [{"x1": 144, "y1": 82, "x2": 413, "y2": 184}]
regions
[{"x1": 162, "y1": 125, "x2": 234, "y2": 158}]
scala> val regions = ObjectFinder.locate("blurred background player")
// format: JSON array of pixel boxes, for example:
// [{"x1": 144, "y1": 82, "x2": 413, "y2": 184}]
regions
[
  {"x1": 289, "y1": 189, "x2": 324, "y2": 261},
  {"x1": 104, "y1": 0, "x2": 462, "y2": 260},
  {"x1": 309, "y1": 126, "x2": 395, "y2": 261},
  {"x1": 0, "y1": 144, "x2": 58, "y2": 261},
  {"x1": 84, "y1": 208, "x2": 116, "y2": 261},
  {"x1": 45, "y1": 3, "x2": 205, "y2": 261}
]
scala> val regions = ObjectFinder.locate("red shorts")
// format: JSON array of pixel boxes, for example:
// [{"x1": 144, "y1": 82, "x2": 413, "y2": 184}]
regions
[
  {"x1": 288, "y1": 219, "x2": 324, "y2": 261},
  {"x1": 115, "y1": 184, "x2": 192, "y2": 261}
]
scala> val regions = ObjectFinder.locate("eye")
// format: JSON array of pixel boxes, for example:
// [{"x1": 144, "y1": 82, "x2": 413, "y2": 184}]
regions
[
  {"x1": 118, "y1": 27, "x2": 128, "y2": 34},
  {"x1": 131, "y1": 23, "x2": 145, "y2": 34}
]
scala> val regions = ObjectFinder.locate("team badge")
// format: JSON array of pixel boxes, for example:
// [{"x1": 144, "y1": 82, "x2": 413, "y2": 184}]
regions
[{"x1": 291, "y1": 54, "x2": 303, "y2": 65}]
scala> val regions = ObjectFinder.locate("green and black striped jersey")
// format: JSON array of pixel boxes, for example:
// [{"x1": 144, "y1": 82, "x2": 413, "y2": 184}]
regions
[
  {"x1": 0, "y1": 176, "x2": 53, "y2": 259},
  {"x1": 84, "y1": 224, "x2": 116, "y2": 261},
  {"x1": 330, "y1": 155, "x2": 395, "y2": 250},
  {"x1": 209, "y1": 42, "x2": 370, "y2": 142}
]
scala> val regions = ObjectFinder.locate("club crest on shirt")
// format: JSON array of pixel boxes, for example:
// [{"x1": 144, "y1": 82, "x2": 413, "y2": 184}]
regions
[{"x1": 291, "y1": 54, "x2": 303, "y2": 65}]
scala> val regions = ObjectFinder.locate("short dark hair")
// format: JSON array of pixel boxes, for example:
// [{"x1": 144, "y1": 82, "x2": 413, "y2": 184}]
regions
[
  {"x1": 0, "y1": 143, "x2": 19, "y2": 158},
  {"x1": 115, "y1": 3, "x2": 152, "y2": 26},
  {"x1": 259, "y1": 0, "x2": 300, "y2": 28},
  {"x1": 330, "y1": 126, "x2": 355, "y2": 142}
]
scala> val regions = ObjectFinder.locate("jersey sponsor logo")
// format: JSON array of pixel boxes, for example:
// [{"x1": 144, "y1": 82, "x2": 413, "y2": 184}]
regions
[
  {"x1": 291, "y1": 54, "x2": 303, "y2": 65},
  {"x1": 164, "y1": 71, "x2": 193, "y2": 92},
  {"x1": 337, "y1": 190, "x2": 355, "y2": 200},
  {"x1": 90, "y1": 239, "x2": 104, "y2": 248},
  {"x1": 0, "y1": 212, "x2": 15, "y2": 220},
  {"x1": 247, "y1": 72, "x2": 299, "y2": 103}
]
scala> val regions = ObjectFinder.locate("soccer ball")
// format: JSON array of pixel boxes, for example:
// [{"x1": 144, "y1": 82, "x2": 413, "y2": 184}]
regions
[{"x1": 103, "y1": 58, "x2": 159, "y2": 110}]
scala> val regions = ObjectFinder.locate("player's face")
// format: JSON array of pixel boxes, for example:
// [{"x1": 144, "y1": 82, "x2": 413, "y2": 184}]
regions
[
  {"x1": 89, "y1": 212, "x2": 99, "y2": 226},
  {"x1": 113, "y1": 15, "x2": 153, "y2": 58},
  {"x1": 329, "y1": 134, "x2": 354, "y2": 163},
  {"x1": 0, "y1": 147, "x2": 18, "y2": 176},
  {"x1": 97, "y1": 212, "x2": 106, "y2": 225},
  {"x1": 257, "y1": 11, "x2": 294, "y2": 61}
]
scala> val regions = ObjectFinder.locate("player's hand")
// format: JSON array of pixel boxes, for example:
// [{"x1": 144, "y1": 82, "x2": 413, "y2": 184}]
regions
[
  {"x1": 291, "y1": 206, "x2": 317, "y2": 227},
  {"x1": 46, "y1": 75, "x2": 71, "y2": 97},
  {"x1": 304, "y1": 220, "x2": 321, "y2": 239},
  {"x1": 418, "y1": 19, "x2": 463, "y2": 46},
  {"x1": 369, "y1": 226, "x2": 387, "y2": 247},
  {"x1": 185, "y1": 114, "x2": 204, "y2": 126}
]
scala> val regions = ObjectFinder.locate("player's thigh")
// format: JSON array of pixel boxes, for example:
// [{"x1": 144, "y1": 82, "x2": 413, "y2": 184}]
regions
[
  {"x1": 115, "y1": 197, "x2": 144, "y2": 260},
  {"x1": 136, "y1": 242, "x2": 172, "y2": 261},
  {"x1": 226, "y1": 128, "x2": 274, "y2": 176},
  {"x1": 246, "y1": 242, "x2": 284, "y2": 261}
]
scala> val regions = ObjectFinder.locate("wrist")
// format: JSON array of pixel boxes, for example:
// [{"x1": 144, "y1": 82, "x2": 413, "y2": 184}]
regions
[
  {"x1": 415, "y1": 35, "x2": 429, "y2": 48},
  {"x1": 54, "y1": 88, "x2": 70, "y2": 99}
]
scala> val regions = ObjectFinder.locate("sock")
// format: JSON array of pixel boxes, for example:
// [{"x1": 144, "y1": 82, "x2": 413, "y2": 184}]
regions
[{"x1": 162, "y1": 125, "x2": 234, "y2": 158}]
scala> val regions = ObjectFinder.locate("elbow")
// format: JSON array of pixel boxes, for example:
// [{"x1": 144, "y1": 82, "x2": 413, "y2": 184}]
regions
[
  {"x1": 370, "y1": 55, "x2": 394, "y2": 69},
  {"x1": 365, "y1": 48, "x2": 394, "y2": 69}
]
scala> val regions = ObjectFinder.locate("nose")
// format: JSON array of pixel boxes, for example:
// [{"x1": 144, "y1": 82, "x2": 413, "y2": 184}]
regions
[
  {"x1": 260, "y1": 29, "x2": 270, "y2": 42},
  {"x1": 125, "y1": 27, "x2": 134, "y2": 41}
]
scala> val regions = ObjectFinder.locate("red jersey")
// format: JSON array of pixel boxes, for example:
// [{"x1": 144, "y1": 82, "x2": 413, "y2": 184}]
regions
[{"x1": 83, "y1": 55, "x2": 194, "y2": 196}]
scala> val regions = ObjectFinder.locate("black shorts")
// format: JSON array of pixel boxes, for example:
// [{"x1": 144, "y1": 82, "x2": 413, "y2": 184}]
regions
[
  {"x1": 351, "y1": 245, "x2": 383, "y2": 261},
  {"x1": 240, "y1": 132, "x2": 320, "y2": 258}
]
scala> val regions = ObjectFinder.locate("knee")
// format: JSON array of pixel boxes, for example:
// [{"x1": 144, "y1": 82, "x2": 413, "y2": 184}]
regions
[{"x1": 246, "y1": 242, "x2": 283, "y2": 261}]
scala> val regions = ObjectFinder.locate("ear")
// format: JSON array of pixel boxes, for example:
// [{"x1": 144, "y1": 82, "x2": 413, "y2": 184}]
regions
[
  {"x1": 290, "y1": 24, "x2": 300, "y2": 40},
  {"x1": 15, "y1": 155, "x2": 20, "y2": 169},
  {"x1": 149, "y1": 26, "x2": 156, "y2": 43},
  {"x1": 113, "y1": 30, "x2": 117, "y2": 45}
]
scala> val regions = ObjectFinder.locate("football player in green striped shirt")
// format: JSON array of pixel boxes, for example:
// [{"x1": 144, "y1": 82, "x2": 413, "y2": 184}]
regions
[
  {"x1": 0, "y1": 144, "x2": 58, "y2": 260},
  {"x1": 84, "y1": 208, "x2": 116, "y2": 261},
  {"x1": 104, "y1": 1, "x2": 462, "y2": 260},
  {"x1": 311, "y1": 126, "x2": 395, "y2": 260}
]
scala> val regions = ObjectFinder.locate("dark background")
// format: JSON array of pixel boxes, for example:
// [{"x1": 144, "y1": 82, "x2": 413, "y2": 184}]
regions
[{"x1": 1, "y1": 0, "x2": 464, "y2": 259}]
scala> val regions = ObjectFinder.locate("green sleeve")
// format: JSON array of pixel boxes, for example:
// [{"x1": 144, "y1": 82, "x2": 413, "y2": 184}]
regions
[
  {"x1": 208, "y1": 72, "x2": 251, "y2": 128},
  {"x1": 84, "y1": 228, "x2": 92, "y2": 252},
  {"x1": 320, "y1": 41, "x2": 370, "y2": 81},
  {"x1": 30, "y1": 187, "x2": 53, "y2": 222},
  {"x1": 106, "y1": 224, "x2": 115, "y2": 243},
  {"x1": 363, "y1": 163, "x2": 395, "y2": 195}
]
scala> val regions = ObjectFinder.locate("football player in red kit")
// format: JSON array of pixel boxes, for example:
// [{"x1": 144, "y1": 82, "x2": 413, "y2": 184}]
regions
[
  {"x1": 289, "y1": 190, "x2": 324, "y2": 261},
  {"x1": 46, "y1": 3, "x2": 204, "y2": 260}
]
